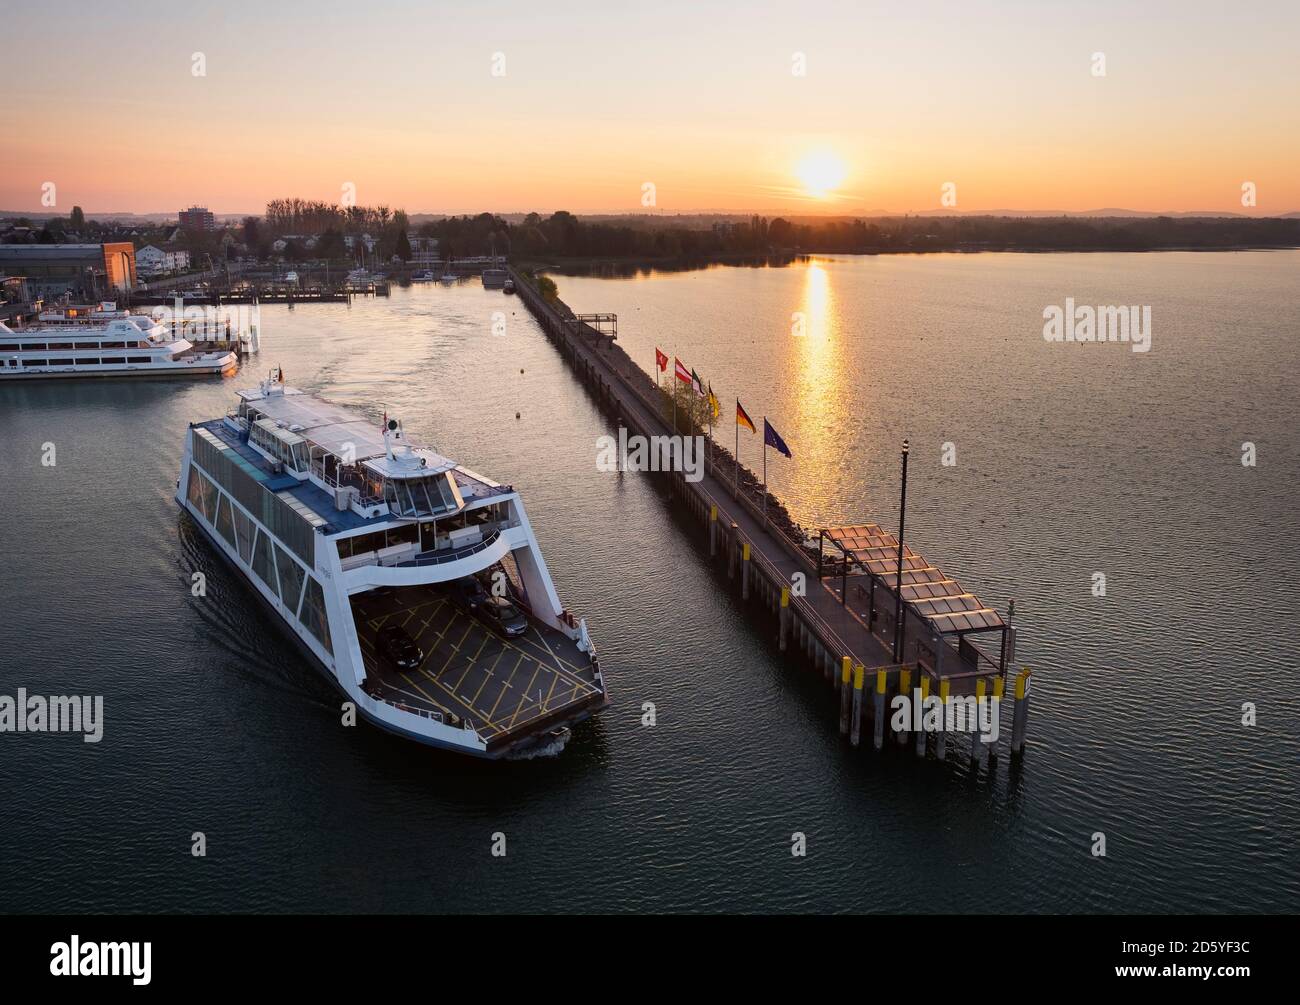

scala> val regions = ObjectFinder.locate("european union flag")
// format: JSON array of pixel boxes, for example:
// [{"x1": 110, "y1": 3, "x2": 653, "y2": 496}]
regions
[{"x1": 763, "y1": 418, "x2": 792, "y2": 458}]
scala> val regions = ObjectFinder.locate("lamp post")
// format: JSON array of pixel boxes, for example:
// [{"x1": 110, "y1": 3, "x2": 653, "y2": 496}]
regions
[{"x1": 892, "y1": 438, "x2": 910, "y2": 663}]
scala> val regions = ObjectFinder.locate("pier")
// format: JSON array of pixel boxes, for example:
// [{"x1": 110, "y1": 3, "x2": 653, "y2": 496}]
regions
[
  {"x1": 510, "y1": 266, "x2": 1030, "y2": 767},
  {"x1": 130, "y1": 283, "x2": 389, "y2": 306}
]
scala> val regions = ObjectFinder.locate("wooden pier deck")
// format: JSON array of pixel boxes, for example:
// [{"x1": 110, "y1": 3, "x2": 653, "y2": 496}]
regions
[{"x1": 509, "y1": 266, "x2": 1030, "y2": 762}]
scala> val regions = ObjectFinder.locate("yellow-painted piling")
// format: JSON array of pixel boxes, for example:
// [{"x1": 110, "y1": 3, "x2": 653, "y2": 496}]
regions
[
  {"x1": 741, "y1": 541, "x2": 751, "y2": 600},
  {"x1": 896, "y1": 666, "x2": 912, "y2": 745},
  {"x1": 991, "y1": 677, "x2": 1004, "y2": 760},
  {"x1": 1011, "y1": 667, "x2": 1031, "y2": 754},
  {"x1": 709, "y1": 504, "x2": 718, "y2": 558},
  {"x1": 972, "y1": 678, "x2": 988, "y2": 766},
  {"x1": 936, "y1": 679, "x2": 950, "y2": 759},
  {"x1": 779, "y1": 587, "x2": 790, "y2": 651},
  {"x1": 849, "y1": 664, "x2": 865, "y2": 747},
  {"x1": 873, "y1": 668, "x2": 887, "y2": 751},
  {"x1": 915, "y1": 676, "x2": 930, "y2": 757},
  {"x1": 838, "y1": 658, "x2": 853, "y2": 736}
]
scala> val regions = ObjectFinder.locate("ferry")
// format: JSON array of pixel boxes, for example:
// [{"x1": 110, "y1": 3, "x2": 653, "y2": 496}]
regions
[
  {"x1": 1, "y1": 304, "x2": 237, "y2": 380},
  {"x1": 176, "y1": 375, "x2": 608, "y2": 757}
]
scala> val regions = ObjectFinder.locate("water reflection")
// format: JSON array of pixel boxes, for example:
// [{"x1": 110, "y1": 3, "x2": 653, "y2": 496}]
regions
[{"x1": 786, "y1": 261, "x2": 844, "y2": 514}]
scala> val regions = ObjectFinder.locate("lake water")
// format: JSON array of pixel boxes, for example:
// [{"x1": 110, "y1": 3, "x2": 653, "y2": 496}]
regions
[{"x1": 1, "y1": 252, "x2": 1296, "y2": 913}]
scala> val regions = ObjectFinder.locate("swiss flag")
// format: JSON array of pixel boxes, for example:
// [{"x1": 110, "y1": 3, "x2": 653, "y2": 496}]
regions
[{"x1": 655, "y1": 347, "x2": 668, "y2": 372}]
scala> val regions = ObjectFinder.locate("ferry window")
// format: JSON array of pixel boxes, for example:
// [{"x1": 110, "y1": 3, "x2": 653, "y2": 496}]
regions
[
  {"x1": 75, "y1": 358, "x2": 99, "y2": 365},
  {"x1": 75, "y1": 342, "x2": 99, "y2": 349},
  {"x1": 0, "y1": 343, "x2": 18, "y2": 351},
  {"x1": 252, "y1": 530, "x2": 277, "y2": 593},
  {"x1": 299, "y1": 576, "x2": 333, "y2": 654},
  {"x1": 232, "y1": 508, "x2": 255, "y2": 563},
  {"x1": 19, "y1": 343, "x2": 47, "y2": 351},
  {"x1": 47, "y1": 342, "x2": 73, "y2": 350},
  {"x1": 127, "y1": 356, "x2": 152, "y2": 364},
  {"x1": 186, "y1": 468, "x2": 216, "y2": 522},
  {"x1": 215, "y1": 493, "x2": 236, "y2": 547},
  {"x1": 274, "y1": 545, "x2": 305, "y2": 613},
  {"x1": 100, "y1": 357, "x2": 125, "y2": 364},
  {"x1": 21, "y1": 359, "x2": 48, "y2": 366},
  {"x1": 386, "y1": 523, "x2": 419, "y2": 548},
  {"x1": 101, "y1": 341, "x2": 126, "y2": 349}
]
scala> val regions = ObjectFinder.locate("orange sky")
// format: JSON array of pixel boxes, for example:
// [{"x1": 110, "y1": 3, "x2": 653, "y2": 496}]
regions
[{"x1": 4, "y1": 0, "x2": 1298, "y2": 216}]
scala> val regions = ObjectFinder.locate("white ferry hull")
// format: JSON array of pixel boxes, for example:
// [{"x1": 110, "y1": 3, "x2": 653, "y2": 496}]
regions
[
  {"x1": 2, "y1": 356, "x2": 237, "y2": 380},
  {"x1": 176, "y1": 491, "x2": 510, "y2": 757},
  {"x1": 178, "y1": 387, "x2": 608, "y2": 759}
]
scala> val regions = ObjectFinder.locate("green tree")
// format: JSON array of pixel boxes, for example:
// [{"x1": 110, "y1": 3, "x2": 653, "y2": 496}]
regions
[
  {"x1": 395, "y1": 229, "x2": 412, "y2": 262},
  {"x1": 70, "y1": 206, "x2": 85, "y2": 228}
]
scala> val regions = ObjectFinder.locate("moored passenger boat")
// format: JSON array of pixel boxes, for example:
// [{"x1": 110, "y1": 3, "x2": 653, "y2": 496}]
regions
[{"x1": 1, "y1": 304, "x2": 236, "y2": 380}]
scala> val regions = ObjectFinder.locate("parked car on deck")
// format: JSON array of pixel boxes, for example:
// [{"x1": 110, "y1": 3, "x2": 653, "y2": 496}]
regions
[
  {"x1": 477, "y1": 596, "x2": 528, "y2": 638},
  {"x1": 376, "y1": 625, "x2": 423, "y2": 670},
  {"x1": 452, "y1": 576, "x2": 490, "y2": 614}
]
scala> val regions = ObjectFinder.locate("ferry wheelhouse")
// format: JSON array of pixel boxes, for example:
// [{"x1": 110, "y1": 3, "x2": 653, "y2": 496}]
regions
[
  {"x1": 176, "y1": 376, "x2": 607, "y2": 757},
  {"x1": 0, "y1": 304, "x2": 236, "y2": 380}
]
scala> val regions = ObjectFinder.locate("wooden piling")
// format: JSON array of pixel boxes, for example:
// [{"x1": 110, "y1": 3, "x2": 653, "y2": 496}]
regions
[
  {"x1": 727, "y1": 523, "x2": 738, "y2": 579},
  {"x1": 741, "y1": 542, "x2": 751, "y2": 600},
  {"x1": 779, "y1": 587, "x2": 790, "y2": 651}
]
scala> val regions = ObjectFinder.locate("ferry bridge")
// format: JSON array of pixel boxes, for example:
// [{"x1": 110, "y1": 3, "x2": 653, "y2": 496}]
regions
[{"x1": 508, "y1": 266, "x2": 1030, "y2": 766}]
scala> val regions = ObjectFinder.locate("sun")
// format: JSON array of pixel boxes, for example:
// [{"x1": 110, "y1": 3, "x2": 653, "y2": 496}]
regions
[{"x1": 796, "y1": 151, "x2": 847, "y2": 198}]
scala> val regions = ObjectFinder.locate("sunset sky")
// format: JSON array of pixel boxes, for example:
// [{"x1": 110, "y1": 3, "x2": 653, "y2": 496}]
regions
[{"x1": 4, "y1": 0, "x2": 1298, "y2": 216}]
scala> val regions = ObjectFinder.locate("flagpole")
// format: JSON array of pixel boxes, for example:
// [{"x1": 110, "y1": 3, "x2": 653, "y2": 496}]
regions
[
  {"x1": 762, "y1": 417, "x2": 768, "y2": 527},
  {"x1": 734, "y1": 400, "x2": 740, "y2": 500},
  {"x1": 707, "y1": 411, "x2": 712, "y2": 475}
]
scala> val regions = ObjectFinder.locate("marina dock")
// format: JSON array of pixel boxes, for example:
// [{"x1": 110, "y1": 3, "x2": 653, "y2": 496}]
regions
[{"x1": 510, "y1": 266, "x2": 1030, "y2": 767}]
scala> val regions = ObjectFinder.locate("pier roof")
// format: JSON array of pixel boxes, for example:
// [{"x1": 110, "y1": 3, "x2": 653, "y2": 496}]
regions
[{"x1": 822, "y1": 524, "x2": 1004, "y2": 635}]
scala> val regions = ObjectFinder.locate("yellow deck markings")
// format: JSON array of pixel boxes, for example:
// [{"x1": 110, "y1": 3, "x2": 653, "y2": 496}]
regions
[
  {"x1": 452, "y1": 632, "x2": 490, "y2": 692},
  {"x1": 485, "y1": 653, "x2": 527, "y2": 724},
  {"x1": 351, "y1": 585, "x2": 601, "y2": 741},
  {"x1": 540, "y1": 671, "x2": 560, "y2": 713},
  {"x1": 507, "y1": 662, "x2": 543, "y2": 729},
  {"x1": 523, "y1": 629, "x2": 596, "y2": 699},
  {"x1": 397, "y1": 672, "x2": 452, "y2": 716},
  {"x1": 520, "y1": 628, "x2": 590, "y2": 676}
]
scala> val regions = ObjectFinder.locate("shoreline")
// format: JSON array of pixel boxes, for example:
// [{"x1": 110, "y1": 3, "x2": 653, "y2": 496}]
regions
[{"x1": 525, "y1": 243, "x2": 1300, "y2": 276}]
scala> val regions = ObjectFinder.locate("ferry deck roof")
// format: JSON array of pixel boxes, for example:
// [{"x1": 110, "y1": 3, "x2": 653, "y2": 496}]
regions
[
  {"x1": 197, "y1": 417, "x2": 510, "y2": 536},
  {"x1": 243, "y1": 392, "x2": 455, "y2": 470}
]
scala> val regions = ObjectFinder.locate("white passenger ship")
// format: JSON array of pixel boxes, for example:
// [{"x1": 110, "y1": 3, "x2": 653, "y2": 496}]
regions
[
  {"x1": 0, "y1": 304, "x2": 237, "y2": 380},
  {"x1": 177, "y1": 375, "x2": 607, "y2": 757}
]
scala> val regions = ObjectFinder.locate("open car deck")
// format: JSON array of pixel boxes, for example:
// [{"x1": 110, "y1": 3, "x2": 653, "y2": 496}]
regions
[{"x1": 352, "y1": 584, "x2": 605, "y2": 752}]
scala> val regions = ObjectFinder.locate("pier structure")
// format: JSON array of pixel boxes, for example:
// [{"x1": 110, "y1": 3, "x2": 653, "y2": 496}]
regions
[{"x1": 509, "y1": 267, "x2": 1028, "y2": 767}]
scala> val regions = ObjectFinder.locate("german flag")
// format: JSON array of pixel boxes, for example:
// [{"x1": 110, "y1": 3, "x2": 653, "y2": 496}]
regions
[{"x1": 736, "y1": 398, "x2": 756, "y2": 433}]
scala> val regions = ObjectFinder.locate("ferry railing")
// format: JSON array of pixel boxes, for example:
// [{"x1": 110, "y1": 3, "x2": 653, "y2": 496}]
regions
[{"x1": 393, "y1": 529, "x2": 503, "y2": 568}]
